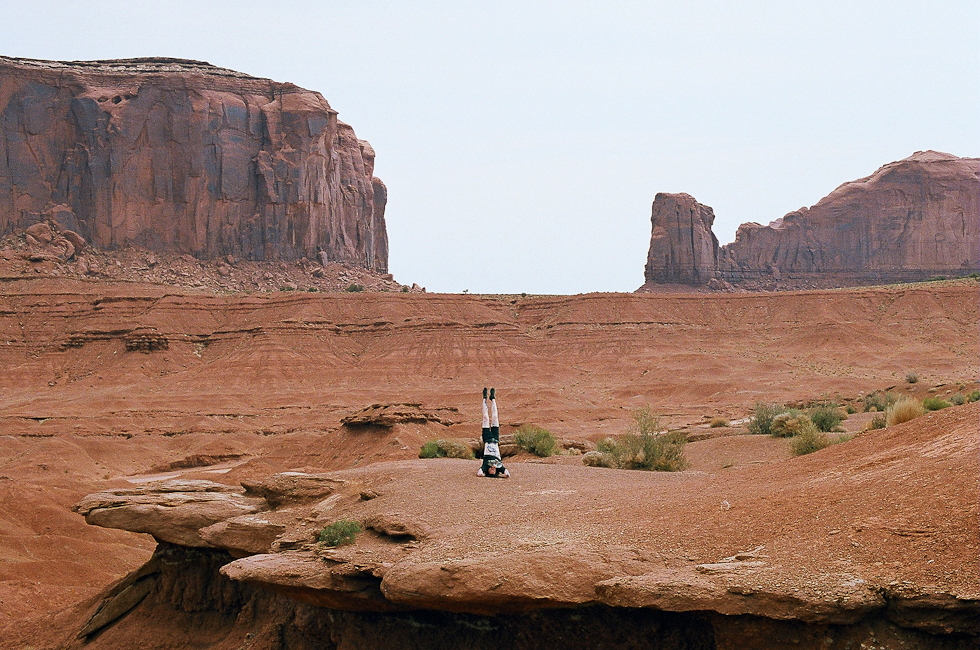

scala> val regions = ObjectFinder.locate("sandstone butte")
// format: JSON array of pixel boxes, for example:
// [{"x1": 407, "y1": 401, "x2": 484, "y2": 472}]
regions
[
  {"x1": 0, "y1": 270, "x2": 977, "y2": 649},
  {"x1": 641, "y1": 151, "x2": 979, "y2": 291},
  {"x1": 0, "y1": 56, "x2": 387, "y2": 271}
]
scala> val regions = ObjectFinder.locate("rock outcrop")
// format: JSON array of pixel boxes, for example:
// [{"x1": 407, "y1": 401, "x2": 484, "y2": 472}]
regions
[
  {"x1": 68, "y1": 403, "x2": 979, "y2": 647},
  {"x1": 644, "y1": 192, "x2": 719, "y2": 285},
  {"x1": 0, "y1": 56, "x2": 387, "y2": 270},
  {"x1": 72, "y1": 480, "x2": 268, "y2": 548},
  {"x1": 341, "y1": 403, "x2": 461, "y2": 427},
  {"x1": 641, "y1": 152, "x2": 979, "y2": 290}
]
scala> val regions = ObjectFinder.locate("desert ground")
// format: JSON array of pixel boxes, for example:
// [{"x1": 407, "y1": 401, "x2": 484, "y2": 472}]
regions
[{"x1": 0, "y1": 274, "x2": 976, "y2": 647}]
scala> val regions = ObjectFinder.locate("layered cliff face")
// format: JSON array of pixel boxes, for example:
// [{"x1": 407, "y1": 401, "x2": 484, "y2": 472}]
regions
[
  {"x1": 642, "y1": 152, "x2": 979, "y2": 290},
  {"x1": 0, "y1": 56, "x2": 387, "y2": 270}
]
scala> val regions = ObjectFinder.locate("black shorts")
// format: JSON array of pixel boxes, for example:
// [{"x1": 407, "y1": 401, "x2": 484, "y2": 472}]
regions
[{"x1": 482, "y1": 426, "x2": 500, "y2": 443}]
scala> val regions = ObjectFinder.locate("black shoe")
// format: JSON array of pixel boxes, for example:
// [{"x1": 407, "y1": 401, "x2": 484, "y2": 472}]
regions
[
  {"x1": 483, "y1": 387, "x2": 488, "y2": 399},
  {"x1": 489, "y1": 388, "x2": 495, "y2": 400}
]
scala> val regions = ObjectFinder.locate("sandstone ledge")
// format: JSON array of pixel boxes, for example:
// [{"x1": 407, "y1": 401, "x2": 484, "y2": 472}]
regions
[{"x1": 73, "y1": 405, "x2": 980, "y2": 636}]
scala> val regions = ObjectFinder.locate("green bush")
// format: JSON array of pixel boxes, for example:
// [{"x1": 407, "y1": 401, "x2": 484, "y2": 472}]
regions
[
  {"x1": 922, "y1": 396, "x2": 951, "y2": 411},
  {"x1": 845, "y1": 404, "x2": 856, "y2": 414},
  {"x1": 863, "y1": 391, "x2": 895, "y2": 413},
  {"x1": 514, "y1": 425, "x2": 558, "y2": 457},
  {"x1": 810, "y1": 404, "x2": 843, "y2": 432},
  {"x1": 905, "y1": 372, "x2": 919, "y2": 384},
  {"x1": 615, "y1": 409, "x2": 687, "y2": 471},
  {"x1": 968, "y1": 390, "x2": 980, "y2": 403},
  {"x1": 747, "y1": 402, "x2": 786, "y2": 436},
  {"x1": 318, "y1": 519, "x2": 362, "y2": 547},
  {"x1": 950, "y1": 393, "x2": 966, "y2": 406},
  {"x1": 585, "y1": 410, "x2": 687, "y2": 472},
  {"x1": 770, "y1": 411, "x2": 811, "y2": 438},
  {"x1": 418, "y1": 439, "x2": 474, "y2": 459},
  {"x1": 789, "y1": 421, "x2": 831, "y2": 456},
  {"x1": 346, "y1": 283, "x2": 364, "y2": 293}
]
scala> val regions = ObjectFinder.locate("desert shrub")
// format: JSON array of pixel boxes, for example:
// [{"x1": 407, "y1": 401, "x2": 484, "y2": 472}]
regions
[
  {"x1": 611, "y1": 430, "x2": 688, "y2": 471},
  {"x1": 789, "y1": 421, "x2": 831, "y2": 456},
  {"x1": 867, "y1": 413, "x2": 887, "y2": 430},
  {"x1": 747, "y1": 402, "x2": 786, "y2": 436},
  {"x1": 809, "y1": 404, "x2": 843, "y2": 432},
  {"x1": 401, "y1": 286, "x2": 410, "y2": 292},
  {"x1": 318, "y1": 519, "x2": 362, "y2": 547},
  {"x1": 922, "y1": 396, "x2": 951, "y2": 411},
  {"x1": 631, "y1": 407, "x2": 662, "y2": 437},
  {"x1": 969, "y1": 390, "x2": 980, "y2": 403},
  {"x1": 770, "y1": 411, "x2": 810, "y2": 438},
  {"x1": 970, "y1": 272, "x2": 980, "y2": 280},
  {"x1": 863, "y1": 391, "x2": 894, "y2": 413},
  {"x1": 886, "y1": 397, "x2": 925, "y2": 427},
  {"x1": 514, "y1": 425, "x2": 558, "y2": 457},
  {"x1": 346, "y1": 283, "x2": 364, "y2": 293},
  {"x1": 950, "y1": 393, "x2": 966, "y2": 406},
  {"x1": 418, "y1": 439, "x2": 474, "y2": 459},
  {"x1": 597, "y1": 437, "x2": 618, "y2": 454},
  {"x1": 582, "y1": 450, "x2": 616, "y2": 468},
  {"x1": 845, "y1": 404, "x2": 856, "y2": 414},
  {"x1": 586, "y1": 409, "x2": 687, "y2": 472},
  {"x1": 708, "y1": 416, "x2": 729, "y2": 428},
  {"x1": 307, "y1": 287, "x2": 318, "y2": 292},
  {"x1": 280, "y1": 285, "x2": 295, "y2": 291},
  {"x1": 905, "y1": 372, "x2": 919, "y2": 384}
]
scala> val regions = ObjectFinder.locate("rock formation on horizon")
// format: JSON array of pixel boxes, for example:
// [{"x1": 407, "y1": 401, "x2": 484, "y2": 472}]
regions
[
  {"x1": 0, "y1": 56, "x2": 387, "y2": 270},
  {"x1": 644, "y1": 192, "x2": 719, "y2": 286},
  {"x1": 641, "y1": 151, "x2": 979, "y2": 290}
]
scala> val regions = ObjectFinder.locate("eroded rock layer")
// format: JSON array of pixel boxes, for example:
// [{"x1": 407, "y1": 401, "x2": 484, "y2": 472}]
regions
[
  {"x1": 642, "y1": 152, "x2": 979, "y2": 289},
  {"x1": 0, "y1": 56, "x2": 387, "y2": 270}
]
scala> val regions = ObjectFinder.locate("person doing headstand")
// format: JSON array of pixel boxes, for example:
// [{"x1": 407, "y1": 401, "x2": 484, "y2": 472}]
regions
[{"x1": 477, "y1": 387, "x2": 510, "y2": 478}]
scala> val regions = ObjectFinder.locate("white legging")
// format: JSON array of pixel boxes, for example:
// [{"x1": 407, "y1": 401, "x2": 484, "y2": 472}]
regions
[{"x1": 482, "y1": 397, "x2": 499, "y2": 428}]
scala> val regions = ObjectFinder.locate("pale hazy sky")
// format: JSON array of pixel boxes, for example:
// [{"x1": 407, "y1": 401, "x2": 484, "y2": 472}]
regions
[{"x1": 3, "y1": 1, "x2": 978, "y2": 293}]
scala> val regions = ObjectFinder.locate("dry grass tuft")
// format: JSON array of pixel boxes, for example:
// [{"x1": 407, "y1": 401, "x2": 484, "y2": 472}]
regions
[
  {"x1": 886, "y1": 397, "x2": 925, "y2": 427},
  {"x1": 708, "y1": 416, "x2": 729, "y2": 428}
]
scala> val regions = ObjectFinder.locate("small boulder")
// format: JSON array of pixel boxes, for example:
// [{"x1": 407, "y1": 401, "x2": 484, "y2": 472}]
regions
[
  {"x1": 52, "y1": 237, "x2": 75, "y2": 260},
  {"x1": 61, "y1": 230, "x2": 86, "y2": 254},
  {"x1": 26, "y1": 222, "x2": 53, "y2": 244}
]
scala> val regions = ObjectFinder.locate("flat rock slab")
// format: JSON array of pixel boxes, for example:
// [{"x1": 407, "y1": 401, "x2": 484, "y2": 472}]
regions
[{"x1": 73, "y1": 479, "x2": 268, "y2": 547}]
